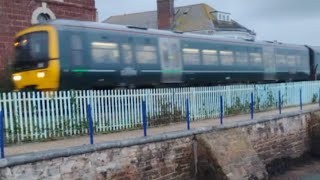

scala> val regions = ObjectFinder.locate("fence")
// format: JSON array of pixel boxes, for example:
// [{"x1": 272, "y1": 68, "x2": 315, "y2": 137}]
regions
[{"x1": 0, "y1": 81, "x2": 320, "y2": 144}]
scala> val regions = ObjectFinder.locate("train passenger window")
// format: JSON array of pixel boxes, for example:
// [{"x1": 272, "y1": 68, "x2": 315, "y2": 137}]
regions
[
  {"x1": 202, "y1": 49, "x2": 218, "y2": 65},
  {"x1": 71, "y1": 35, "x2": 84, "y2": 66},
  {"x1": 122, "y1": 44, "x2": 133, "y2": 64},
  {"x1": 276, "y1": 54, "x2": 286, "y2": 65},
  {"x1": 250, "y1": 53, "x2": 262, "y2": 64},
  {"x1": 300, "y1": 55, "x2": 309, "y2": 68},
  {"x1": 183, "y1": 48, "x2": 200, "y2": 65},
  {"x1": 91, "y1": 42, "x2": 119, "y2": 64},
  {"x1": 287, "y1": 55, "x2": 296, "y2": 66},
  {"x1": 295, "y1": 56, "x2": 301, "y2": 66},
  {"x1": 136, "y1": 45, "x2": 157, "y2": 64},
  {"x1": 235, "y1": 51, "x2": 249, "y2": 64},
  {"x1": 220, "y1": 51, "x2": 234, "y2": 65}
]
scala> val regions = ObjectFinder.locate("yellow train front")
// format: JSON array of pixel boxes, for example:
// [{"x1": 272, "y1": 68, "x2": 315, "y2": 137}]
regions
[{"x1": 12, "y1": 25, "x2": 60, "y2": 91}]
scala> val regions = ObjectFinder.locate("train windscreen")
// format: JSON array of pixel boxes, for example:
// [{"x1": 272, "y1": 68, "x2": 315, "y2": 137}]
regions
[{"x1": 13, "y1": 31, "x2": 49, "y2": 72}]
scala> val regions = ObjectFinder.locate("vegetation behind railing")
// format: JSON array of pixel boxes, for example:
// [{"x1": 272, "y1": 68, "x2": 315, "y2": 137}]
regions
[{"x1": 0, "y1": 81, "x2": 319, "y2": 144}]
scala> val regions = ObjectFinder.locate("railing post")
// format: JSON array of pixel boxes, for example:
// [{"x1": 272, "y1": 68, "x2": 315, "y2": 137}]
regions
[
  {"x1": 250, "y1": 92, "x2": 254, "y2": 120},
  {"x1": 142, "y1": 100, "x2": 147, "y2": 137},
  {"x1": 278, "y1": 90, "x2": 282, "y2": 114},
  {"x1": 186, "y1": 98, "x2": 190, "y2": 130},
  {"x1": 87, "y1": 104, "x2": 94, "y2": 145},
  {"x1": 220, "y1": 96, "x2": 223, "y2": 125},
  {"x1": 300, "y1": 88, "x2": 302, "y2": 111},
  {"x1": 0, "y1": 110, "x2": 4, "y2": 159}
]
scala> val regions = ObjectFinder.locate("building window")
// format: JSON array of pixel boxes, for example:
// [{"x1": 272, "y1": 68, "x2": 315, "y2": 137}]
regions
[
  {"x1": 31, "y1": 3, "x2": 56, "y2": 24},
  {"x1": 37, "y1": 13, "x2": 51, "y2": 24},
  {"x1": 215, "y1": 11, "x2": 231, "y2": 22}
]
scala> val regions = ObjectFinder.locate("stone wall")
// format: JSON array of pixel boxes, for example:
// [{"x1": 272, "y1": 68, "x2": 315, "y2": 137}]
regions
[
  {"x1": 308, "y1": 111, "x2": 320, "y2": 156},
  {"x1": 249, "y1": 114, "x2": 310, "y2": 175},
  {"x1": 0, "y1": 109, "x2": 319, "y2": 180},
  {"x1": 0, "y1": 137, "x2": 195, "y2": 180},
  {"x1": 196, "y1": 113, "x2": 313, "y2": 179},
  {"x1": 197, "y1": 128, "x2": 267, "y2": 180}
]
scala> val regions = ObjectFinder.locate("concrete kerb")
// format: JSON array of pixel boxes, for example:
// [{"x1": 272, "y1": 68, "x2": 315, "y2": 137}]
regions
[
  {"x1": 218, "y1": 107, "x2": 319, "y2": 131},
  {"x1": 0, "y1": 106, "x2": 319, "y2": 168}
]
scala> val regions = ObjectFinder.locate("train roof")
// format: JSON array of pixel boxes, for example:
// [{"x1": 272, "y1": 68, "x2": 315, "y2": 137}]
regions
[{"x1": 41, "y1": 19, "x2": 307, "y2": 50}]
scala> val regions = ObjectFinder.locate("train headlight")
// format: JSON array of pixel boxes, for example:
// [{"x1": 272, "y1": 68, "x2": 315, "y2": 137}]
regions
[
  {"x1": 37, "y1": 72, "x2": 46, "y2": 78},
  {"x1": 13, "y1": 75, "x2": 22, "y2": 81}
]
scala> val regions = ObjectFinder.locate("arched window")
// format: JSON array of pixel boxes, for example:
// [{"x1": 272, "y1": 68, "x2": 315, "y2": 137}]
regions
[
  {"x1": 31, "y1": 3, "x2": 56, "y2": 25},
  {"x1": 37, "y1": 13, "x2": 51, "y2": 24}
]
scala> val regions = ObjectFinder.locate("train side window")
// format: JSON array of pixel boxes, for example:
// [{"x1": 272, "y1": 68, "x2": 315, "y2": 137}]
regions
[
  {"x1": 250, "y1": 52, "x2": 262, "y2": 65},
  {"x1": 71, "y1": 35, "x2": 84, "y2": 66},
  {"x1": 136, "y1": 45, "x2": 157, "y2": 64},
  {"x1": 287, "y1": 55, "x2": 296, "y2": 66},
  {"x1": 300, "y1": 55, "x2": 309, "y2": 68},
  {"x1": 235, "y1": 51, "x2": 249, "y2": 65},
  {"x1": 183, "y1": 48, "x2": 200, "y2": 65},
  {"x1": 122, "y1": 44, "x2": 133, "y2": 64},
  {"x1": 220, "y1": 50, "x2": 234, "y2": 65},
  {"x1": 91, "y1": 42, "x2": 119, "y2": 64},
  {"x1": 295, "y1": 56, "x2": 301, "y2": 66},
  {"x1": 276, "y1": 54, "x2": 286, "y2": 65},
  {"x1": 202, "y1": 49, "x2": 218, "y2": 65}
]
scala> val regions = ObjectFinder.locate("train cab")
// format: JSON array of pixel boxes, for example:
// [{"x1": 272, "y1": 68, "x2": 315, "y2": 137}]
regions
[{"x1": 12, "y1": 25, "x2": 60, "y2": 91}]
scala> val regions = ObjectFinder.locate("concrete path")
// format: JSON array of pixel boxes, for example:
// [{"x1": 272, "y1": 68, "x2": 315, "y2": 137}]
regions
[{"x1": 4, "y1": 104, "x2": 319, "y2": 157}]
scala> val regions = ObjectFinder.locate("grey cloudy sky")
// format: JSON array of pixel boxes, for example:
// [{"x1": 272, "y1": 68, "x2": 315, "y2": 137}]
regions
[{"x1": 95, "y1": 0, "x2": 320, "y2": 46}]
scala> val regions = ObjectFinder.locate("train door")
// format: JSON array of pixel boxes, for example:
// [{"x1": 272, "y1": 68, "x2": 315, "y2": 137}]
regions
[
  {"x1": 59, "y1": 31, "x2": 91, "y2": 90},
  {"x1": 262, "y1": 46, "x2": 276, "y2": 81},
  {"x1": 158, "y1": 38, "x2": 183, "y2": 83}
]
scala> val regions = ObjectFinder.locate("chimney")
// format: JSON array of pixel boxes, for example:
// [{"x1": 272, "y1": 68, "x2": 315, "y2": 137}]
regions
[{"x1": 157, "y1": 0, "x2": 174, "y2": 30}]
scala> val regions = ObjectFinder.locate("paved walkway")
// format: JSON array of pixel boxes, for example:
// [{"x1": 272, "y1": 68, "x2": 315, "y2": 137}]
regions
[{"x1": 4, "y1": 104, "x2": 319, "y2": 157}]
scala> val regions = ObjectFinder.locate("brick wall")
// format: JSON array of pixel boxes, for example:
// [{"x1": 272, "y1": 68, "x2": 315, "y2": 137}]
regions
[
  {"x1": 0, "y1": 138, "x2": 194, "y2": 180},
  {"x1": 0, "y1": 0, "x2": 96, "y2": 91},
  {"x1": 197, "y1": 129, "x2": 268, "y2": 179},
  {"x1": 196, "y1": 113, "x2": 312, "y2": 179},
  {"x1": 157, "y1": 0, "x2": 174, "y2": 30},
  {"x1": 249, "y1": 115, "x2": 310, "y2": 165}
]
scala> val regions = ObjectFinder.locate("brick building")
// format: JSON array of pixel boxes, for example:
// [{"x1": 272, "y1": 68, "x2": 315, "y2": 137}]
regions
[{"x1": 0, "y1": 0, "x2": 96, "y2": 90}]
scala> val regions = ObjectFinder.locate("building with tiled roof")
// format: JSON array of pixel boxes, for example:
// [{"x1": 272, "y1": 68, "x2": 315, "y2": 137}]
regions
[{"x1": 104, "y1": 3, "x2": 256, "y2": 41}]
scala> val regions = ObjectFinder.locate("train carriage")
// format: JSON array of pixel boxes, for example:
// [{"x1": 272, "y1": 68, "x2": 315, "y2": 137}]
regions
[{"x1": 11, "y1": 19, "x2": 315, "y2": 91}]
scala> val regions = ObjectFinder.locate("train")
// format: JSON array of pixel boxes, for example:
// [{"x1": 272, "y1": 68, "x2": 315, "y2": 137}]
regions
[{"x1": 11, "y1": 19, "x2": 320, "y2": 91}]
